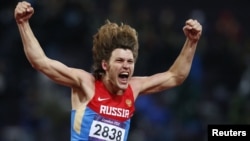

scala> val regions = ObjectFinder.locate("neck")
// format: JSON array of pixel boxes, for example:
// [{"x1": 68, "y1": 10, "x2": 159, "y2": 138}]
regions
[{"x1": 102, "y1": 77, "x2": 124, "y2": 95}]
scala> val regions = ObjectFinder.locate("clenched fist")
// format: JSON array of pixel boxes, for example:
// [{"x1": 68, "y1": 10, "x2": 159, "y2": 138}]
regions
[
  {"x1": 14, "y1": 1, "x2": 34, "y2": 24},
  {"x1": 183, "y1": 19, "x2": 202, "y2": 42}
]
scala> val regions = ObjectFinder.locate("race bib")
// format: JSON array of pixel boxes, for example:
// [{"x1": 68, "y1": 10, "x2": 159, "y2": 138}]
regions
[{"x1": 89, "y1": 116, "x2": 126, "y2": 141}]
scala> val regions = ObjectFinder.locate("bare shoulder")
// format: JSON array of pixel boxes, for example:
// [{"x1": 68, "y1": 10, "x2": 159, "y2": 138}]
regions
[
  {"x1": 74, "y1": 68, "x2": 95, "y2": 87},
  {"x1": 129, "y1": 71, "x2": 178, "y2": 96},
  {"x1": 129, "y1": 76, "x2": 146, "y2": 99},
  {"x1": 71, "y1": 69, "x2": 95, "y2": 109}
]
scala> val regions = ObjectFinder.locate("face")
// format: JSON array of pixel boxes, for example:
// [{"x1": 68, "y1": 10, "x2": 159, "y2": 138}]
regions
[{"x1": 102, "y1": 48, "x2": 135, "y2": 92}]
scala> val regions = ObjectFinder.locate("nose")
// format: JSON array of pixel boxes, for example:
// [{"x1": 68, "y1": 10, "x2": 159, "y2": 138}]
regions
[{"x1": 122, "y1": 62, "x2": 129, "y2": 68}]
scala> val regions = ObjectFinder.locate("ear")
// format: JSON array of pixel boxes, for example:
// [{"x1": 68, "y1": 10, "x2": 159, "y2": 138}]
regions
[{"x1": 102, "y1": 60, "x2": 108, "y2": 71}]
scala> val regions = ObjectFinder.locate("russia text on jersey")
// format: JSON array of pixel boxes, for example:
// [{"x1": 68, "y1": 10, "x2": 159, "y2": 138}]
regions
[{"x1": 100, "y1": 105, "x2": 129, "y2": 118}]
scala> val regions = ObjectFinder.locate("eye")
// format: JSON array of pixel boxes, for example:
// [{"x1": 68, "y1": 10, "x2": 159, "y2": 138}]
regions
[
  {"x1": 128, "y1": 60, "x2": 134, "y2": 64},
  {"x1": 115, "y1": 58, "x2": 124, "y2": 62},
  {"x1": 116, "y1": 59, "x2": 123, "y2": 63}
]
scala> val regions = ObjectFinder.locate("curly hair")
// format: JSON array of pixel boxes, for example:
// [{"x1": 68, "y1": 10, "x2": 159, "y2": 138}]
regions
[{"x1": 92, "y1": 20, "x2": 139, "y2": 80}]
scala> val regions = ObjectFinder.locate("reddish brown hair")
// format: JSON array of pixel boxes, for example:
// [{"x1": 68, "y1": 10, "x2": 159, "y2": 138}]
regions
[{"x1": 92, "y1": 20, "x2": 139, "y2": 80}]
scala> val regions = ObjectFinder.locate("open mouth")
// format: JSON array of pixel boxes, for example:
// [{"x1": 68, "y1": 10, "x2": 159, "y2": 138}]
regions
[
  {"x1": 119, "y1": 72, "x2": 129, "y2": 78},
  {"x1": 118, "y1": 72, "x2": 129, "y2": 84}
]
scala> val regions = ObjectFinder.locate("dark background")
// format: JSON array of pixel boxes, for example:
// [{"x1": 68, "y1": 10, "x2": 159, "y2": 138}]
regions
[{"x1": 1, "y1": 0, "x2": 250, "y2": 141}]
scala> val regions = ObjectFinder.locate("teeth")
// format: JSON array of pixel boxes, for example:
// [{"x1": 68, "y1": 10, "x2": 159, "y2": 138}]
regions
[{"x1": 121, "y1": 72, "x2": 128, "y2": 75}]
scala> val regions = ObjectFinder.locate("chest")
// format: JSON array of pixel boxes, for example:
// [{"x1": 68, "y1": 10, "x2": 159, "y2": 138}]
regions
[{"x1": 87, "y1": 84, "x2": 135, "y2": 122}]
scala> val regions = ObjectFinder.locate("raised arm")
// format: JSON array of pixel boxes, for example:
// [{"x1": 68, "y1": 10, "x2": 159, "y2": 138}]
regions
[
  {"x1": 14, "y1": 1, "x2": 93, "y2": 88},
  {"x1": 131, "y1": 19, "x2": 202, "y2": 95}
]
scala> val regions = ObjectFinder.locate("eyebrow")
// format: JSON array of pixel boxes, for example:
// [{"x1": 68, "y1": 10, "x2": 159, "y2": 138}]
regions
[{"x1": 115, "y1": 57, "x2": 134, "y2": 60}]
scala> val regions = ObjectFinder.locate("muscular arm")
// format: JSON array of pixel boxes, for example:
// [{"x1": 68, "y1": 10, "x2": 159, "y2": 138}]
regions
[
  {"x1": 131, "y1": 19, "x2": 202, "y2": 96},
  {"x1": 15, "y1": 2, "x2": 93, "y2": 88}
]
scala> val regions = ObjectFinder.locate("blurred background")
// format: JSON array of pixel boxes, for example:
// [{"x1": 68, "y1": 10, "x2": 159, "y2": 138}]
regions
[{"x1": 1, "y1": 0, "x2": 250, "y2": 141}]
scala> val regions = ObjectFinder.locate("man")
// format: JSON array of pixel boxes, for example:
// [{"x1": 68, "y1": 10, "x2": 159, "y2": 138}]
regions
[{"x1": 14, "y1": 1, "x2": 202, "y2": 141}]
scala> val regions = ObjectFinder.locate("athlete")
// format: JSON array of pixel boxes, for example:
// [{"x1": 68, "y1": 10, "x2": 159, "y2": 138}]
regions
[{"x1": 14, "y1": 1, "x2": 202, "y2": 141}]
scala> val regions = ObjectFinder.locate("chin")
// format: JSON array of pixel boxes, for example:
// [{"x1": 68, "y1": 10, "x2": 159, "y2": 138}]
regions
[{"x1": 118, "y1": 83, "x2": 128, "y2": 90}]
